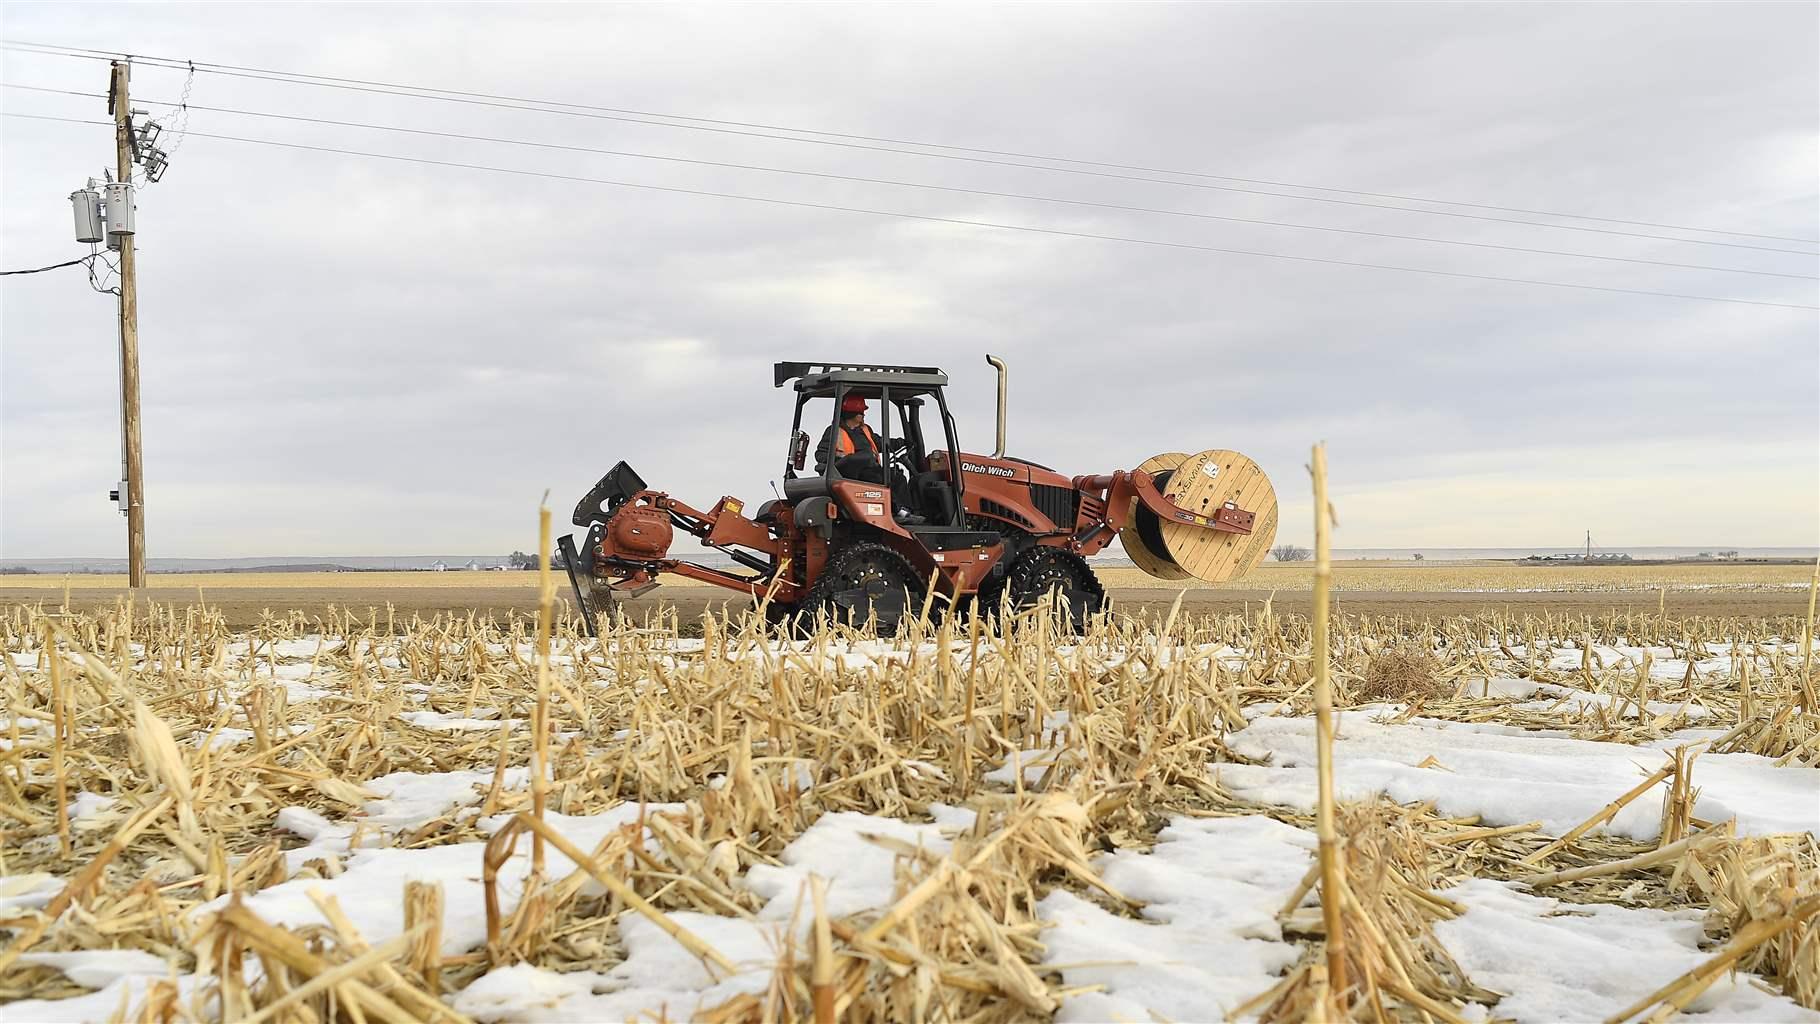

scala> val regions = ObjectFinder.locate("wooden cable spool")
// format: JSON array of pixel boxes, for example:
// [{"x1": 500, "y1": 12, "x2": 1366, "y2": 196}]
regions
[
  {"x1": 1150, "y1": 449, "x2": 1278, "y2": 583},
  {"x1": 1120, "y1": 452, "x2": 1192, "y2": 581}
]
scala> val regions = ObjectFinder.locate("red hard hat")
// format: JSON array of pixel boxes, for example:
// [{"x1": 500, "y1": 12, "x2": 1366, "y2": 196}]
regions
[{"x1": 841, "y1": 395, "x2": 867, "y2": 414}]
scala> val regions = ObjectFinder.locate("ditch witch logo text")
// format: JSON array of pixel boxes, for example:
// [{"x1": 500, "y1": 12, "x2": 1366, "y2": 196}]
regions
[{"x1": 960, "y1": 461, "x2": 1018, "y2": 479}]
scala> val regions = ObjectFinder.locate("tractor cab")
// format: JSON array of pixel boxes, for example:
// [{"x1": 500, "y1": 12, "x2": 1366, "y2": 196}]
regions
[{"x1": 775, "y1": 361, "x2": 966, "y2": 530}]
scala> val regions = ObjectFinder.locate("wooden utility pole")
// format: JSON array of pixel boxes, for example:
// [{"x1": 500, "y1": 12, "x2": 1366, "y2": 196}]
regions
[{"x1": 110, "y1": 61, "x2": 146, "y2": 589}]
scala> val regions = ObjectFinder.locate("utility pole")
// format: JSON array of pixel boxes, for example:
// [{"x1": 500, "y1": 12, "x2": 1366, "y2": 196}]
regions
[{"x1": 110, "y1": 61, "x2": 146, "y2": 589}]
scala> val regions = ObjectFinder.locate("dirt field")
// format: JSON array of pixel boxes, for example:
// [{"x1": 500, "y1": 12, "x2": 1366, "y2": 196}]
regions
[
  {"x1": 3, "y1": 562, "x2": 1810, "y2": 627},
  {"x1": 1095, "y1": 561, "x2": 1814, "y2": 593}
]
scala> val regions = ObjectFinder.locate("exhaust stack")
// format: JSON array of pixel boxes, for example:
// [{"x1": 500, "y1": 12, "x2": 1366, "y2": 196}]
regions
[{"x1": 986, "y1": 353, "x2": 1008, "y2": 458}]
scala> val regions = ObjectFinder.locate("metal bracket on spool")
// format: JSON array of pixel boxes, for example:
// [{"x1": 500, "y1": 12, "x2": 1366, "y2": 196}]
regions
[
  {"x1": 1132, "y1": 473, "x2": 1255, "y2": 535},
  {"x1": 1211, "y1": 502, "x2": 1256, "y2": 534},
  {"x1": 1062, "y1": 469, "x2": 1252, "y2": 542}
]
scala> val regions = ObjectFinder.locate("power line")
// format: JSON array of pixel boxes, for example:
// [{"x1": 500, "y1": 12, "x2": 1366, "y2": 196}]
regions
[
  {"x1": 1, "y1": 254, "x2": 94, "y2": 275},
  {"x1": 8, "y1": 83, "x2": 1807, "y2": 282},
  {"x1": 87, "y1": 249, "x2": 121, "y2": 295},
  {"x1": 0, "y1": 246, "x2": 117, "y2": 294},
  {"x1": 7, "y1": 41, "x2": 1816, "y2": 255},
  {"x1": 10, "y1": 38, "x2": 1815, "y2": 246},
  {"x1": 10, "y1": 111, "x2": 1814, "y2": 312}
]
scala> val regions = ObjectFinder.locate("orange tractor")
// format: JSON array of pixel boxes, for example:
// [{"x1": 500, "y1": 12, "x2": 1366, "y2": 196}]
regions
[{"x1": 559, "y1": 358, "x2": 1278, "y2": 634}]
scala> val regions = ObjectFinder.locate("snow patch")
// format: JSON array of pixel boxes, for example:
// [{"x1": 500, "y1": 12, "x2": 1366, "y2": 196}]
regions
[
  {"x1": 399, "y1": 710, "x2": 518, "y2": 732},
  {"x1": 745, "y1": 810, "x2": 953, "y2": 921},
  {"x1": 1222, "y1": 711, "x2": 1820, "y2": 839},
  {"x1": 1439, "y1": 879, "x2": 1818, "y2": 1022},
  {"x1": 14, "y1": 949, "x2": 173, "y2": 990},
  {"x1": 206, "y1": 801, "x2": 684, "y2": 959},
  {"x1": 1041, "y1": 815, "x2": 1314, "y2": 1022}
]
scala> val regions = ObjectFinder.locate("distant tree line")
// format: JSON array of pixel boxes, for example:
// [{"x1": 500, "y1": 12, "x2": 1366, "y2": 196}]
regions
[{"x1": 1270, "y1": 545, "x2": 1311, "y2": 562}]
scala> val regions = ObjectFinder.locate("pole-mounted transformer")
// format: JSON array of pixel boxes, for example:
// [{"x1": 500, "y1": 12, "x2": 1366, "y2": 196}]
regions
[
  {"x1": 102, "y1": 181, "x2": 135, "y2": 239},
  {"x1": 69, "y1": 187, "x2": 104, "y2": 244}
]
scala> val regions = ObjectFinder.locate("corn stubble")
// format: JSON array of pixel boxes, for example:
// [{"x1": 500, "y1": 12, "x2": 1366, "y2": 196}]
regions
[{"x1": 0, "y1": 584, "x2": 1815, "y2": 1022}]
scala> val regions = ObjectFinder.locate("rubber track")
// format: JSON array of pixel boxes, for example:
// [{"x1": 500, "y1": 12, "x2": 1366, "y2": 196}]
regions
[{"x1": 797, "y1": 540, "x2": 926, "y2": 633}]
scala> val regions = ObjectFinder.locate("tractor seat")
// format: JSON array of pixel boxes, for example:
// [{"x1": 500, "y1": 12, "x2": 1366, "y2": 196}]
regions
[{"x1": 916, "y1": 476, "x2": 959, "y2": 526}]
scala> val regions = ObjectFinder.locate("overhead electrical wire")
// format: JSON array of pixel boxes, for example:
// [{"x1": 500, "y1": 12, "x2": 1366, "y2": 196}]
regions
[
  {"x1": 9, "y1": 111, "x2": 1814, "y2": 312},
  {"x1": 6, "y1": 83, "x2": 1807, "y2": 282},
  {"x1": 12, "y1": 38, "x2": 1815, "y2": 245},
  {"x1": 7, "y1": 40, "x2": 1815, "y2": 254},
  {"x1": 0, "y1": 254, "x2": 93, "y2": 275},
  {"x1": 0, "y1": 249, "x2": 120, "y2": 294}
]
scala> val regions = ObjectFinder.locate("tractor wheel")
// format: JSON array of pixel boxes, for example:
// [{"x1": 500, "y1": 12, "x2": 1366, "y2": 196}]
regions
[
  {"x1": 801, "y1": 541, "x2": 926, "y2": 635},
  {"x1": 760, "y1": 599, "x2": 799, "y2": 633},
  {"x1": 969, "y1": 572, "x2": 1007, "y2": 623},
  {"x1": 1003, "y1": 547, "x2": 1107, "y2": 632}
]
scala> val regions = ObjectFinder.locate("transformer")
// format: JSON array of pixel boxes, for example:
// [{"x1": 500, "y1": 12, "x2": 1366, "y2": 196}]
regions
[
  {"x1": 103, "y1": 182, "x2": 135, "y2": 237},
  {"x1": 70, "y1": 189, "x2": 103, "y2": 244}
]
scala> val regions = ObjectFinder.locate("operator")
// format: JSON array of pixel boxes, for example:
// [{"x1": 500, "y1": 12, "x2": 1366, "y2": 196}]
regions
[{"x1": 815, "y1": 395, "x2": 886, "y2": 484}]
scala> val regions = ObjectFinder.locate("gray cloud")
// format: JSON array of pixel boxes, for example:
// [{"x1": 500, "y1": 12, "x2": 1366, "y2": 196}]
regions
[{"x1": 2, "y1": 2, "x2": 1814, "y2": 557}]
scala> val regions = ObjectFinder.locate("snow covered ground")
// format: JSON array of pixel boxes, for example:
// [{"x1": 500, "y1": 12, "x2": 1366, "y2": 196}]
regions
[
  {"x1": 4, "y1": 627, "x2": 1817, "y2": 1022},
  {"x1": 1437, "y1": 880, "x2": 1816, "y2": 1022},
  {"x1": 1221, "y1": 708, "x2": 1820, "y2": 840}
]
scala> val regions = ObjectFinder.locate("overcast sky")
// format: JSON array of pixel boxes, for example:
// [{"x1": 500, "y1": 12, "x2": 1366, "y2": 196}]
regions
[{"x1": 2, "y1": 3, "x2": 1815, "y2": 559}]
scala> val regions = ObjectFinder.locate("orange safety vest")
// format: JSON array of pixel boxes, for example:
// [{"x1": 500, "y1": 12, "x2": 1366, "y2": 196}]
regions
[{"x1": 835, "y1": 423, "x2": 879, "y2": 457}]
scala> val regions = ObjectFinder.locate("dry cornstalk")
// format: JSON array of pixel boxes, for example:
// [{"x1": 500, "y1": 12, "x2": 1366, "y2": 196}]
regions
[
  {"x1": 1657, "y1": 745, "x2": 1699, "y2": 848},
  {"x1": 237, "y1": 928, "x2": 420, "y2": 1024},
  {"x1": 533, "y1": 497, "x2": 555, "y2": 877},
  {"x1": 1801, "y1": 554, "x2": 1818, "y2": 712},
  {"x1": 1521, "y1": 822, "x2": 1731, "y2": 888},
  {"x1": 1521, "y1": 764, "x2": 1675, "y2": 866},
  {"x1": 307, "y1": 888, "x2": 468, "y2": 1023},
  {"x1": 0, "y1": 794, "x2": 173, "y2": 973},
  {"x1": 2, "y1": 580, "x2": 1813, "y2": 1018},
  {"x1": 404, "y1": 880, "x2": 446, "y2": 996},
  {"x1": 811, "y1": 876, "x2": 835, "y2": 1024},
  {"x1": 1433, "y1": 821, "x2": 1542, "y2": 845},
  {"x1": 482, "y1": 820, "x2": 521, "y2": 960},
  {"x1": 1604, "y1": 895, "x2": 1820, "y2": 1023},
  {"x1": 1309, "y1": 441, "x2": 1349, "y2": 997},
  {"x1": 214, "y1": 899, "x2": 420, "y2": 1023},
  {"x1": 45, "y1": 624, "x2": 68, "y2": 859},
  {"x1": 509, "y1": 810, "x2": 737, "y2": 976}
]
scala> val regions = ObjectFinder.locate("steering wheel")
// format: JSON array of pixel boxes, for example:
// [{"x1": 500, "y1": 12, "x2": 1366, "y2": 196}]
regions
[{"x1": 887, "y1": 441, "x2": 919, "y2": 483}]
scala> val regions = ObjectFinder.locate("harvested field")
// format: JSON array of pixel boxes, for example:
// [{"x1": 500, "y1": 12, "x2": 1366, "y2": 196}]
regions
[
  {"x1": 1094, "y1": 562, "x2": 1815, "y2": 593},
  {"x1": 2, "y1": 562, "x2": 1811, "y2": 631},
  {"x1": 2, "y1": 597, "x2": 1817, "y2": 1022},
  {"x1": 7, "y1": 561, "x2": 1811, "y2": 594}
]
